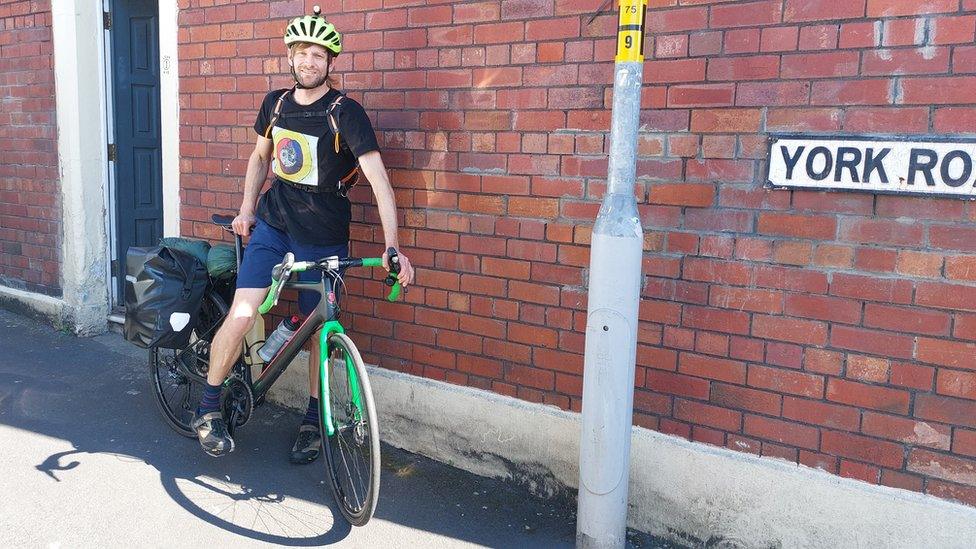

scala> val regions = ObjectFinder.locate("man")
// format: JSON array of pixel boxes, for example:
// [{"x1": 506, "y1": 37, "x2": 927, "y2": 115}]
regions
[{"x1": 191, "y1": 8, "x2": 414, "y2": 460}]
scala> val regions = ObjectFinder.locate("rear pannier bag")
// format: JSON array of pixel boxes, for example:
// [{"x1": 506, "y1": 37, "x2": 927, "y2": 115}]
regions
[{"x1": 124, "y1": 246, "x2": 209, "y2": 349}]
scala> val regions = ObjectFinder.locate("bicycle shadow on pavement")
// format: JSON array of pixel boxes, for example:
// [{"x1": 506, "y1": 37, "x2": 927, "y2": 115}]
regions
[
  {"x1": 0, "y1": 309, "x2": 590, "y2": 548},
  {"x1": 0, "y1": 313, "x2": 351, "y2": 546}
]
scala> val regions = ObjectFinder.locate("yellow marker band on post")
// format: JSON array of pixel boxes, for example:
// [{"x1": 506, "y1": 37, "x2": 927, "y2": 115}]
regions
[{"x1": 615, "y1": 0, "x2": 648, "y2": 63}]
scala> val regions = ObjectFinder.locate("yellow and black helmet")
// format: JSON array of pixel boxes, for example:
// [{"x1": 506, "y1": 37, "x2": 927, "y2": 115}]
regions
[{"x1": 284, "y1": 6, "x2": 342, "y2": 55}]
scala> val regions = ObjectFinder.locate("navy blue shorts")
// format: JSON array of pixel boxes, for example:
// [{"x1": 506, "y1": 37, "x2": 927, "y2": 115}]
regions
[{"x1": 236, "y1": 219, "x2": 348, "y2": 315}]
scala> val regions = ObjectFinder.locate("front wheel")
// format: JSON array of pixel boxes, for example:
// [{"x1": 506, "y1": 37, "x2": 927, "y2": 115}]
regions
[{"x1": 320, "y1": 332, "x2": 381, "y2": 527}]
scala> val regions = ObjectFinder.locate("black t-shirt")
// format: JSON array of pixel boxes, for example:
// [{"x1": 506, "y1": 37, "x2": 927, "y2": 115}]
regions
[{"x1": 252, "y1": 87, "x2": 380, "y2": 245}]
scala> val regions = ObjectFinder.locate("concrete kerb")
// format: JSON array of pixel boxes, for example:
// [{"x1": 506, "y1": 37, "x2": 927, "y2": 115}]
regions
[{"x1": 265, "y1": 351, "x2": 976, "y2": 548}]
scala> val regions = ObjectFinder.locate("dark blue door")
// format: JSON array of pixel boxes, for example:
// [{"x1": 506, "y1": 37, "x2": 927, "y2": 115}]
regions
[{"x1": 111, "y1": 0, "x2": 162, "y2": 300}]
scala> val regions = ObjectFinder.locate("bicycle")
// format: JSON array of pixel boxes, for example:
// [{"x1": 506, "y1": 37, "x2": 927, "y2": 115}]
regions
[{"x1": 149, "y1": 213, "x2": 402, "y2": 526}]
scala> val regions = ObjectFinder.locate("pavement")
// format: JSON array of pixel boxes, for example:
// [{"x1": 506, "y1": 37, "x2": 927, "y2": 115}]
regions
[{"x1": 0, "y1": 307, "x2": 669, "y2": 548}]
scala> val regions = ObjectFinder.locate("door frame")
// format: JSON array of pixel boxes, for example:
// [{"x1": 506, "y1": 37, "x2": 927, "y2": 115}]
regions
[
  {"x1": 104, "y1": 0, "x2": 181, "y2": 308},
  {"x1": 59, "y1": 0, "x2": 180, "y2": 313}
]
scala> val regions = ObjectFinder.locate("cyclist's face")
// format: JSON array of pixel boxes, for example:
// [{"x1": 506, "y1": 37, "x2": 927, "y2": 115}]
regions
[{"x1": 289, "y1": 44, "x2": 330, "y2": 89}]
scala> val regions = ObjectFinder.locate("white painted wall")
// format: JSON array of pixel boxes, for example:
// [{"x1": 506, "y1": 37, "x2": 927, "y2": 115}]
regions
[
  {"x1": 50, "y1": 0, "x2": 111, "y2": 334},
  {"x1": 159, "y1": 0, "x2": 181, "y2": 237}
]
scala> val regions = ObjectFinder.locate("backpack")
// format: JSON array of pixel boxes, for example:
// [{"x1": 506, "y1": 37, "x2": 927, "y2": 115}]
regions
[{"x1": 264, "y1": 87, "x2": 360, "y2": 196}]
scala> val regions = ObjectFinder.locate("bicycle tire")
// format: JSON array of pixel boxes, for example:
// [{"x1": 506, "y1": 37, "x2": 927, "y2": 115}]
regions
[
  {"x1": 149, "y1": 291, "x2": 228, "y2": 437},
  {"x1": 320, "y1": 332, "x2": 381, "y2": 527}
]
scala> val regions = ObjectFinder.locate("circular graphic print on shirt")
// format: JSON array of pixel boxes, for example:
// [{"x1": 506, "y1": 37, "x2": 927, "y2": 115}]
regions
[{"x1": 270, "y1": 127, "x2": 317, "y2": 186}]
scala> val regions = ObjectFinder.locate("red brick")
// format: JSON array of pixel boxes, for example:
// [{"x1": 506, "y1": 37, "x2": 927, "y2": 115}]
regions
[
  {"x1": 682, "y1": 305, "x2": 752, "y2": 336},
  {"x1": 683, "y1": 258, "x2": 752, "y2": 286},
  {"x1": 839, "y1": 21, "x2": 878, "y2": 48},
  {"x1": 711, "y1": 383, "x2": 782, "y2": 416},
  {"x1": 724, "y1": 28, "x2": 761, "y2": 54},
  {"x1": 730, "y1": 336, "x2": 766, "y2": 362},
  {"x1": 748, "y1": 364, "x2": 825, "y2": 398},
  {"x1": 868, "y1": 44, "x2": 951, "y2": 75},
  {"x1": 954, "y1": 429, "x2": 976, "y2": 457},
  {"x1": 917, "y1": 337, "x2": 976, "y2": 371},
  {"x1": 782, "y1": 51, "x2": 859, "y2": 78},
  {"x1": 648, "y1": 183, "x2": 715, "y2": 207},
  {"x1": 881, "y1": 469, "x2": 924, "y2": 492},
  {"x1": 954, "y1": 313, "x2": 976, "y2": 340},
  {"x1": 927, "y1": 479, "x2": 976, "y2": 506},
  {"x1": 645, "y1": 59, "x2": 706, "y2": 84},
  {"x1": 762, "y1": 441, "x2": 799, "y2": 462},
  {"x1": 867, "y1": 0, "x2": 959, "y2": 17},
  {"x1": 830, "y1": 273, "x2": 913, "y2": 304},
  {"x1": 647, "y1": 7, "x2": 709, "y2": 33},
  {"x1": 784, "y1": 0, "x2": 868, "y2": 21},
  {"x1": 853, "y1": 247, "x2": 897, "y2": 272},
  {"x1": 847, "y1": 355, "x2": 890, "y2": 383},
  {"x1": 827, "y1": 378, "x2": 910, "y2": 414},
  {"x1": 678, "y1": 353, "x2": 747, "y2": 384},
  {"x1": 783, "y1": 397, "x2": 861, "y2": 431},
  {"x1": 931, "y1": 15, "x2": 976, "y2": 44},
  {"x1": 864, "y1": 304, "x2": 950, "y2": 336},
  {"x1": 805, "y1": 348, "x2": 844, "y2": 375},
  {"x1": 752, "y1": 315, "x2": 828, "y2": 346},
  {"x1": 784, "y1": 294, "x2": 861, "y2": 324},
  {"x1": 896, "y1": 250, "x2": 944, "y2": 278},
  {"x1": 916, "y1": 394, "x2": 976, "y2": 429},
  {"x1": 839, "y1": 460, "x2": 881, "y2": 484},
  {"x1": 736, "y1": 82, "x2": 810, "y2": 106},
  {"x1": 710, "y1": 1, "x2": 783, "y2": 28},
  {"x1": 798, "y1": 24, "x2": 838, "y2": 50},
  {"x1": 839, "y1": 218, "x2": 925, "y2": 247},
  {"x1": 646, "y1": 370, "x2": 710, "y2": 400},
  {"x1": 744, "y1": 415, "x2": 819, "y2": 450},
  {"x1": 810, "y1": 79, "x2": 891, "y2": 106},
  {"x1": 937, "y1": 369, "x2": 976, "y2": 400},
  {"x1": 695, "y1": 332, "x2": 729, "y2": 356},
  {"x1": 931, "y1": 225, "x2": 976, "y2": 254},
  {"x1": 690, "y1": 109, "x2": 762, "y2": 133},
  {"x1": 760, "y1": 26, "x2": 799, "y2": 52},
  {"x1": 766, "y1": 342, "x2": 803, "y2": 370},
  {"x1": 890, "y1": 362, "x2": 935, "y2": 391},
  {"x1": 675, "y1": 399, "x2": 742, "y2": 431},
  {"x1": 934, "y1": 107, "x2": 976, "y2": 133},
  {"x1": 757, "y1": 213, "x2": 836, "y2": 240},
  {"x1": 901, "y1": 76, "x2": 976, "y2": 105},
  {"x1": 754, "y1": 266, "x2": 829, "y2": 294},
  {"x1": 767, "y1": 108, "x2": 843, "y2": 131},
  {"x1": 822, "y1": 430, "x2": 904, "y2": 468},
  {"x1": 909, "y1": 448, "x2": 976, "y2": 487},
  {"x1": 709, "y1": 287, "x2": 783, "y2": 314},
  {"x1": 863, "y1": 412, "x2": 951, "y2": 450}
]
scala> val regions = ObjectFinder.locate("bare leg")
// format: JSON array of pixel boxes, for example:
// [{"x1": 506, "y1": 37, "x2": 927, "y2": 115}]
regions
[{"x1": 207, "y1": 287, "x2": 269, "y2": 386}]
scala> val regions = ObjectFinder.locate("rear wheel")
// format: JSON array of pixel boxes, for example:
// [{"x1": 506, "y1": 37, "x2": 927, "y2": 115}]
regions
[
  {"x1": 149, "y1": 291, "x2": 228, "y2": 437},
  {"x1": 320, "y1": 332, "x2": 380, "y2": 526}
]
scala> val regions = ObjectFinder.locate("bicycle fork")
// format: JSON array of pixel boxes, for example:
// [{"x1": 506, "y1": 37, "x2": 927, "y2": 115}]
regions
[{"x1": 319, "y1": 321, "x2": 364, "y2": 438}]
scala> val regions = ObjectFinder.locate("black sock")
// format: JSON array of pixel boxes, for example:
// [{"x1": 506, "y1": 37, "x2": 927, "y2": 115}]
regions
[
  {"x1": 197, "y1": 382, "x2": 222, "y2": 416},
  {"x1": 302, "y1": 396, "x2": 319, "y2": 427}
]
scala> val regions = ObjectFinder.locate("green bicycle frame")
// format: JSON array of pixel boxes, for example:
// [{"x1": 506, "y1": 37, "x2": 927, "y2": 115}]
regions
[{"x1": 255, "y1": 256, "x2": 392, "y2": 437}]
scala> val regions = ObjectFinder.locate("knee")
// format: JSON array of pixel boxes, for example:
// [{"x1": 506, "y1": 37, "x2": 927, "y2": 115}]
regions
[{"x1": 221, "y1": 304, "x2": 258, "y2": 337}]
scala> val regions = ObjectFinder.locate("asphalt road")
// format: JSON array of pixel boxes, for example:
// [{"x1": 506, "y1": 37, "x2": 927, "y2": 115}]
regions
[{"x1": 0, "y1": 308, "x2": 667, "y2": 548}]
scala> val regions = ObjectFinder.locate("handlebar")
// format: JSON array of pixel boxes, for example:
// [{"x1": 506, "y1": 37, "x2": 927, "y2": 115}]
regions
[{"x1": 258, "y1": 248, "x2": 403, "y2": 314}]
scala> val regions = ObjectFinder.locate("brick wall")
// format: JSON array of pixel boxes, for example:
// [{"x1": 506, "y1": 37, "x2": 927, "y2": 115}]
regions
[
  {"x1": 179, "y1": 0, "x2": 976, "y2": 506},
  {"x1": 0, "y1": 0, "x2": 60, "y2": 295}
]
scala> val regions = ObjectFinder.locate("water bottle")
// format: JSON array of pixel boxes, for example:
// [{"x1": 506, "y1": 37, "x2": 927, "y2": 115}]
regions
[{"x1": 258, "y1": 315, "x2": 300, "y2": 362}]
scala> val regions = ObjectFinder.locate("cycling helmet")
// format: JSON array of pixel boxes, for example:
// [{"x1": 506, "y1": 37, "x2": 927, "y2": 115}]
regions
[{"x1": 284, "y1": 6, "x2": 342, "y2": 55}]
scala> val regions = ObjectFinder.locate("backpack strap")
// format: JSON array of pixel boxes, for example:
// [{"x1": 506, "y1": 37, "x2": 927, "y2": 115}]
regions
[
  {"x1": 326, "y1": 93, "x2": 346, "y2": 154},
  {"x1": 263, "y1": 86, "x2": 296, "y2": 138},
  {"x1": 326, "y1": 92, "x2": 362, "y2": 197}
]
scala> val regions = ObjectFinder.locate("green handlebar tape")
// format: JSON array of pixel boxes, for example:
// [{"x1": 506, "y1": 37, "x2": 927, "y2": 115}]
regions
[
  {"x1": 258, "y1": 279, "x2": 280, "y2": 314},
  {"x1": 388, "y1": 282, "x2": 401, "y2": 302},
  {"x1": 362, "y1": 257, "x2": 383, "y2": 267}
]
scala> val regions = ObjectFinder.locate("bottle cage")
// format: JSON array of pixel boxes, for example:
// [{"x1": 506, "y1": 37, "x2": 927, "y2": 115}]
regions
[{"x1": 263, "y1": 87, "x2": 360, "y2": 196}]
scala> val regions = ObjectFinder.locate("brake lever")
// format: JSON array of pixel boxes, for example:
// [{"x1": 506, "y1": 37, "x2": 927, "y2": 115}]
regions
[{"x1": 384, "y1": 247, "x2": 400, "y2": 288}]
